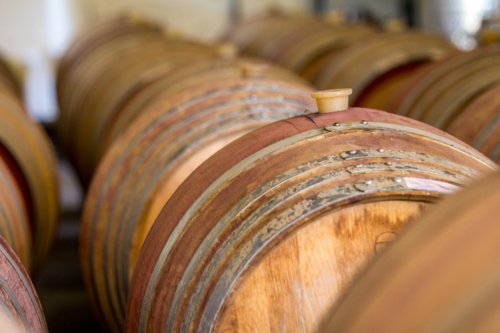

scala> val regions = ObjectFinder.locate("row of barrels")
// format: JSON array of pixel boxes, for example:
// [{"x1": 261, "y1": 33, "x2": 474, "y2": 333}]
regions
[
  {"x1": 229, "y1": 14, "x2": 500, "y2": 165},
  {"x1": 55, "y1": 15, "x2": 500, "y2": 333},
  {"x1": 0, "y1": 54, "x2": 56, "y2": 332}
]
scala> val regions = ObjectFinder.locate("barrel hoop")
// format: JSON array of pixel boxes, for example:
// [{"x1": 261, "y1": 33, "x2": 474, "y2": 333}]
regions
[
  {"x1": 340, "y1": 148, "x2": 480, "y2": 177},
  {"x1": 138, "y1": 121, "x2": 495, "y2": 332}
]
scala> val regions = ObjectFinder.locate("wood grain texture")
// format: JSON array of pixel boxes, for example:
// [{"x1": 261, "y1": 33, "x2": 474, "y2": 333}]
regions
[
  {"x1": 216, "y1": 201, "x2": 427, "y2": 333},
  {"x1": 126, "y1": 107, "x2": 495, "y2": 333},
  {"x1": 320, "y1": 171, "x2": 500, "y2": 333}
]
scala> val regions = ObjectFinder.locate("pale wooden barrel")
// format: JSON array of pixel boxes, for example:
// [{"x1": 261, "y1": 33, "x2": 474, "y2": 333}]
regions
[
  {"x1": 314, "y1": 31, "x2": 457, "y2": 110},
  {"x1": 126, "y1": 97, "x2": 495, "y2": 332}
]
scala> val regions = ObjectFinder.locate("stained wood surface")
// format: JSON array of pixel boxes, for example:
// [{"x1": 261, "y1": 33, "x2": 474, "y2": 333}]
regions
[
  {"x1": 80, "y1": 76, "x2": 315, "y2": 333},
  {"x1": 0, "y1": 236, "x2": 47, "y2": 333},
  {"x1": 126, "y1": 107, "x2": 495, "y2": 333},
  {"x1": 320, "y1": 171, "x2": 500, "y2": 333}
]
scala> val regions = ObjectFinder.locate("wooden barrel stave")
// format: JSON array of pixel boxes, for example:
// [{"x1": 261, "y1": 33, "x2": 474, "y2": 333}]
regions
[
  {"x1": 319, "y1": 170, "x2": 500, "y2": 333},
  {"x1": 126, "y1": 107, "x2": 495, "y2": 333}
]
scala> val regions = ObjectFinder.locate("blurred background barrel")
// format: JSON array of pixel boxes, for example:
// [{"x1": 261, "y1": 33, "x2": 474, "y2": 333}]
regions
[
  {"x1": 57, "y1": 18, "x2": 237, "y2": 186},
  {"x1": 0, "y1": 52, "x2": 59, "y2": 274},
  {"x1": 79, "y1": 55, "x2": 316, "y2": 332},
  {"x1": 320, "y1": 170, "x2": 500, "y2": 333},
  {"x1": 126, "y1": 91, "x2": 496, "y2": 333}
]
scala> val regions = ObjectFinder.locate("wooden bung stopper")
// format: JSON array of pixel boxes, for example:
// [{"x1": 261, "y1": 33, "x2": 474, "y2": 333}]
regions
[{"x1": 311, "y1": 88, "x2": 352, "y2": 113}]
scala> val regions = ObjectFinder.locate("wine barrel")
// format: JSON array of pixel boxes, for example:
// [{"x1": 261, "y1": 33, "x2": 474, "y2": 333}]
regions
[
  {"x1": 226, "y1": 15, "x2": 377, "y2": 80},
  {"x1": 0, "y1": 235, "x2": 47, "y2": 332},
  {"x1": 320, "y1": 170, "x2": 500, "y2": 333},
  {"x1": 447, "y1": 83, "x2": 500, "y2": 164},
  {"x1": 80, "y1": 72, "x2": 315, "y2": 333},
  {"x1": 102, "y1": 58, "x2": 309, "y2": 155},
  {"x1": 125, "y1": 89, "x2": 496, "y2": 333},
  {"x1": 57, "y1": 22, "x2": 231, "y2": 186},
  {"x1": 0, "y1": 89, "x2": 58, "y2": 273},
  {"x1": 314, "y1": 31, "x2": 457, "y2": 110},
  {"x1": 57, "y1": 15, "x2": 163, "y2": 97},
  {"x1": 391, "y1": 44, "x2": 500, "y2": 130}
]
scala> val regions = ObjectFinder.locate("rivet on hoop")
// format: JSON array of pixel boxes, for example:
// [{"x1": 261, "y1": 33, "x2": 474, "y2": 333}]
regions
[
  {"x1": 395, "y1": 178, "x2": 403, "y2": 183},
  {"x1": 356, "y1": 164, "x2": 363, "y2": 168},
  {"x1": 378, "y1": 148, "x2": 385, "y2": 153},
  {"x1": 365, "y1": 180, "x2": 373, "y2": 185},
  {"x1": 361, "y1": 120, "x2": 368, "y2": 125},
  {"x1": 386, "y1": 161, "x2": 392, "y2": 166},
  {"x1": 334, "y1": 122, "x2": 340, "y2": 126},
  {"x1": 350, "y1": 150, "x2": 357, "y2": 155}
]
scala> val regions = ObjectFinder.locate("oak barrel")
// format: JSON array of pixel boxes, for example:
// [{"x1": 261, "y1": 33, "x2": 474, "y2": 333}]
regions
[
  {"x1": 57, "y1": 21, "x2": 231, "y2": 186},
  {"x1": 390, "y1": 44, "x2": 500, "y2": 130},
  {"x1": 320, "y1": 170, "x2": 500, "y2": 333},
  {"x1": 125, "y1": 89, "x2": 495, "y2": 333},
  {"x1": 314, "y1": 31, "x2": 457, "y2": 110},
  {"x1": 80, "y1": 72, "x2": 316, "y2": 333}
]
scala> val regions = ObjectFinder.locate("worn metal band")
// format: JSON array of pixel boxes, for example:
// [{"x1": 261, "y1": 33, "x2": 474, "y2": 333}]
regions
[
  {"x1": 340, "y1": 148, "x2": 480, "y2": 178},
  {"x1": 178, "y1": 169, "x2": 463, "y2": 333},
  {"x1": 139, "y1": 121, "x2": 496, "y2": 333},
  {"x1": 196, "y1": 177, "x2": 458, "y2": 333},
  {"x1": 0, "y1": 274, "x2": 30, "y2": 332},
  {"x1": 166, "y1": 155, "x2": 472, "y2": 332},
  {"x1": 0, "y1": 243, "x2": 46, "y2": 333}
]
